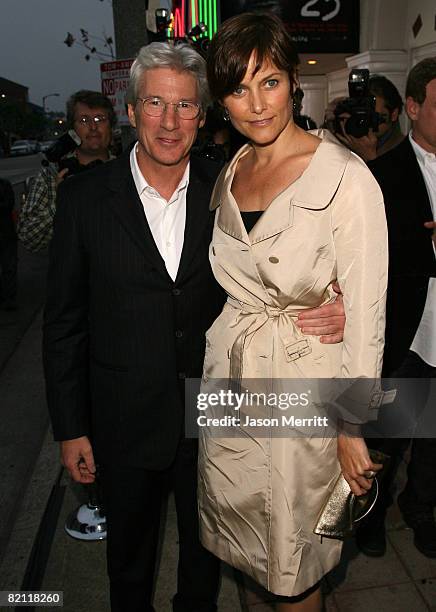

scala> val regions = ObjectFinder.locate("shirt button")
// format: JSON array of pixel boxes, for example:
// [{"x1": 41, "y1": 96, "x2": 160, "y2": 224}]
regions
[
  {"x1": 173, "y1": 288, "x2": 181, "y2": 296},
  {"x1": 175, "y1": 330, "x2": 183, "y2": 338},
  {"x1": 269, "y1": 256, "x2": 279, "y2": 263},
  {"x1": 166, "y1": 241, "x2": 172, "y2": 247}
]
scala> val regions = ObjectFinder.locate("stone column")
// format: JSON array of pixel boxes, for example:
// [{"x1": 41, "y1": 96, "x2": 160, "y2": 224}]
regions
[{"x1": 299, "y1": 75, "x2": 327, "y2": 128}]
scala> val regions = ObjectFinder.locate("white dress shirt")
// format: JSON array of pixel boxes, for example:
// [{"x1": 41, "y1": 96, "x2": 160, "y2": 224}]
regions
[
  {"x1": 409, "y1": 132, "x2": 436, "y2": 366},
  {"x1": 130, "y1": 143, "x2": 189, "y2": 281}
]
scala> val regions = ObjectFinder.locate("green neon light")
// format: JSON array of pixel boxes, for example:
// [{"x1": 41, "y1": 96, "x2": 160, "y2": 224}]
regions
[
  {"x1": 188, "y1": 0, "x2": 217, "y2": 36},
  {"x1": 212, "y1": 0, "x2": 217, "y2": 35},
  {"x1": 208, "y1": 0, "x2": 212, "y2": 37}
]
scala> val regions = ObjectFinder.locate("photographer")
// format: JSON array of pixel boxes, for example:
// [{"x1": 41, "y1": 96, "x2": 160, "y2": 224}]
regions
[
  {"x1": 18, "y1": 90, "x2": 116, "y2": 252},
  {"x1": 325, "y1": 73, "x2": 404, "y2": 162}
]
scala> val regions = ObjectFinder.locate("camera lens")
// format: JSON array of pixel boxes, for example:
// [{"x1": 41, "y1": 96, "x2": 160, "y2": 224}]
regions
[{"x1": 345, "y1": 114, "x2": 370, "y2": 138}]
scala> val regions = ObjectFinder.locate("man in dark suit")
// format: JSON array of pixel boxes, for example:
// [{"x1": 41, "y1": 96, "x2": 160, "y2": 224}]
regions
[
  {"x1": 357, "y1": 58, "x2": 436, "y2": 559},
  {"x1": 0, "y1": 178, "x2": 17, "y2": 310},
  {"x1": 43, "y1": 43, "x2": 346, "y2": 612}
]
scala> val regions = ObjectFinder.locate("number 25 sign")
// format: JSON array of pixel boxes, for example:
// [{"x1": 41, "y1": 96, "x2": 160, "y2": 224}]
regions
[{"x1": 301, "y1": 0, "x2": 341, "y2": 22}]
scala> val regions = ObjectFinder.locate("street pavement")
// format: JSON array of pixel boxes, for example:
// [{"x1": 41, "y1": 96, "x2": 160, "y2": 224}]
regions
[
  {"x1": 0, "y1": 247, "x2": 435, "y2": 611},
  {"x1": 0, "y1": 153, "x2": 43, "y2": 186}
]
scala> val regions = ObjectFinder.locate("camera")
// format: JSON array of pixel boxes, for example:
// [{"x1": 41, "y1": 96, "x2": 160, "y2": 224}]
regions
[
  {"x1": 44, "y1": 130, "x2": 81, "y2": 164},
  {"x1": 58, "y1": 157, "x2": 103, "y2": 177},
  {"x1": 334, "y1": 69, "x2": 385, "y2": 138},
  {"x1": 42, "y1": 130, "x2": 102, "y2": 177}
]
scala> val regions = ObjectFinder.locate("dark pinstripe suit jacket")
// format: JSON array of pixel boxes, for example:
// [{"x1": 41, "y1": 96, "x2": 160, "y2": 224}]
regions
[
  {"x1": 368, "y1": 138, "x2": 436, "y2": 375},
  {"x1": 43, "y1": 151, "x2": 225, "y2": 469}
]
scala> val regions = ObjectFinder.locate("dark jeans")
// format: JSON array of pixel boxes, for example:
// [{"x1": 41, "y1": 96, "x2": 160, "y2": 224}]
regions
[
  {"x1": 0, "y1": 233, "x2": 17, "y2": 302},
  {"x1": 366, "y1": 351, "x2": 436, "y2": 517},
  {"x1": 99, "y1": 438, "x2": 220, "y2": 612}
]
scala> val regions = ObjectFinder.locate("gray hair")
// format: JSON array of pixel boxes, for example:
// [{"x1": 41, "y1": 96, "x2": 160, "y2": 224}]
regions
[{"x1": 126, "y1": 42, "x2": 211, "y2": 110}]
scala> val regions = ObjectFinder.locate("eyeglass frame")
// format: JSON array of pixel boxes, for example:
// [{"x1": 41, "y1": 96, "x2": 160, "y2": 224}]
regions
[
  {"x1": 136, "y1": 96, "x2": 202, "y2": 120},
  {"x1": 74, "y1": 114, "x2": 109, "y2": 126}
]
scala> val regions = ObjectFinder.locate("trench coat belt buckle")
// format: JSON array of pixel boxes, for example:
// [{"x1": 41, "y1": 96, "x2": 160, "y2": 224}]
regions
[{"x1": 226, "y1": 297, "x2": 310, "y2": 385}]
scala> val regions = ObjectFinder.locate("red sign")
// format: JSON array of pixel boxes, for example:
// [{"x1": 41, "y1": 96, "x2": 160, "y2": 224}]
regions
[{"x1": 100, "y1": 59, "x2": 134, "y2": 126}]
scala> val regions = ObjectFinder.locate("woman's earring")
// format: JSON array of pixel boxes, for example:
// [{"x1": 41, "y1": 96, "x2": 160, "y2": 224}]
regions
[{"x1": 223, "y1": 108, "x2": 230, "y2": 122}]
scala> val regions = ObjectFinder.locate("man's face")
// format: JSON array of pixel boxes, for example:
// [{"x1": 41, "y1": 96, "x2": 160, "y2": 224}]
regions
[
  {"x1": 127, "y1": 68, "x2": 205, "y2": 169},
  {"x1": 407, "y1": 78, "x2": 436, "y2": 154},
  {"x1": 374, "y1": 95, "x2": 399, "y2": 139},
  {"x1": 73, "y1": 102, "x2": 112, "y2": 157}
]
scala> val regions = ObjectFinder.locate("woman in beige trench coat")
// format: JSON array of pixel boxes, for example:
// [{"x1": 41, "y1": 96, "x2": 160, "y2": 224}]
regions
[{"x1": 198, "y1": 13, "x2": 388, "y2": 611}]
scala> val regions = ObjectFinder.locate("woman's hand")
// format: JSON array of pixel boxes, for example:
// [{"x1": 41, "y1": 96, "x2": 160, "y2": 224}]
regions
[{"x1": 337, "y1": 432, "x2": 382, "y2": 496}]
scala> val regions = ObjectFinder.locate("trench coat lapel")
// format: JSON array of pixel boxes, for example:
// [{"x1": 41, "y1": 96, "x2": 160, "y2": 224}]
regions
[
  {"x1": 212, "y1": 133, "x2": 352, "y2": 246},
  {"x1": 106, "y1": 152, "x2": 171, "y2": 279}
]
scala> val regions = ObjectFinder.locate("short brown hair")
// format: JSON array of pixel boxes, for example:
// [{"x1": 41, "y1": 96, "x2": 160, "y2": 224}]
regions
[
  {"x1": 66, "y1": 90, "x2": 117, "y2": 128},
  {"x1": 207, "y1": 12, "x2": 299, "y2": 102},
  {"x1": 406, "y1": 57, "x2": 436, "y2": 104}
]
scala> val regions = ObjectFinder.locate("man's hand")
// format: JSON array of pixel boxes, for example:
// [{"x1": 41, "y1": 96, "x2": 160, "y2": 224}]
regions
[
  {"x1": 424, "y1": 221, "x2": 436, "y2": 246},
  {"x1": 296, "y1": 283, "x2": 345, "y2": 343},
  {"x1": 335, "y1": 119, "x2": 378, "y2": 161},
  {"x1": 60, "y1": 436, "x2": 96, "y2": 483},
  {"x1": 337, "y1": 432, "x2": 382, "y2": 496},
  {"x1": 55, "y1": 167, "x2": 69, "y2": 187}
]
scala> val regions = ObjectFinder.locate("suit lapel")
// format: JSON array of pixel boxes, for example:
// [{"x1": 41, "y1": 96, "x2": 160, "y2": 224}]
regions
[
  {"x1": 176, "y1": 157, "x2": 215, "y2": 283},
  {"x1": 402, "y1": 139, "x2": 433, "y2": 220},
  {"x1": 106, "y1": 152, "x2": 172, "y2": 280}
]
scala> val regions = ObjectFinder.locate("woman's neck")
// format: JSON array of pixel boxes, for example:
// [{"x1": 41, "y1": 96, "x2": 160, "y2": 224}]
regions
[{"x1": 249, "y1": 121, "x2": 316, "y2": 168}]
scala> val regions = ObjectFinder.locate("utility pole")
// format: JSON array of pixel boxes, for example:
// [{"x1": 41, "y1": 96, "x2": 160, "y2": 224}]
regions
[
  {"x1": 111, "y1": 0, "x2": 149, "y2": 147},
  {"x1": 112, "y1": 0, "x2": 148, "y2": 58}
]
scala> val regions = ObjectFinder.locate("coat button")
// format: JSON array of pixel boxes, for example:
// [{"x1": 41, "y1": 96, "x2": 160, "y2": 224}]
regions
[
  {"x1": 178, "y1": 372, "x2": 186, "y2": 379},
  {"x1": 175, "y1": 330, "x2": 183, "y2": 338},
  {"x1": 172, "y1": 288, "x2": 181, "y2": 296},
  {"x1": 269, "y1": 256, "x2": 279, "y2": 263}
]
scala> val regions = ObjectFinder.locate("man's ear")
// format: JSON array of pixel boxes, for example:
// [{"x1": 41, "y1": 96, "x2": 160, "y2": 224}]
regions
[
  {"x1": 199, "y1": 111, "x2": 206, "y2": 129},
  {"x1": 127, "y1": 104, "x2": 137, "y2": 129},
  {"x1": 406, "y1": 96, "x2": 420, "y2": 122},
  {"x1": 391, "y1": 107, "x2": 400, "y2": 123}
]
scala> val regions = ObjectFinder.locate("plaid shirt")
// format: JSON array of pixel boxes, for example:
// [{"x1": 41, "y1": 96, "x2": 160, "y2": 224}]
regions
[
  {"x1": 17, "y1": 163, "x2": 58, "y2": 252},
  {"x1": 17, "y1": 153, "x2": 115, "y2": 252}
]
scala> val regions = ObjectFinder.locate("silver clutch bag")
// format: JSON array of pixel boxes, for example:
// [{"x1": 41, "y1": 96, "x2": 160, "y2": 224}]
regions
[{"x1": 314, "y1": 449, "x2": 389, "y2": 539}]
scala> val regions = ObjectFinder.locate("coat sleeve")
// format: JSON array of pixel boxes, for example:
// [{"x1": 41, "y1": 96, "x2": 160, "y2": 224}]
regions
[
  {"x1": 330, "y1": 154, "x2": 389, "y2": 421},
  {"x1": 42, "y1": 180, "x2": 91, "y2": 441},
  {"x1": 17, "y1": 168, "x2": 56, "y2": 252}
]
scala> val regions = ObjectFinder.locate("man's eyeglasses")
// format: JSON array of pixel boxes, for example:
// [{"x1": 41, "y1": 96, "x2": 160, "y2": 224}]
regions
[
  {"x1": 75, "y1": 115, "x2": 109, "y2": 126},
  {"x1": 137, "y1": 97, "x2": 201, "y2": 120}
]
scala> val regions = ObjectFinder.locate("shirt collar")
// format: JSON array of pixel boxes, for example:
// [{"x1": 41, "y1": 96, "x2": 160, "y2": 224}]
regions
[
  {"x1": 409, "y1": 130, "x2": 436, "y2": 167},
  {"x1": 130, "y1": 142, "x2": 190, "y2": 201}
]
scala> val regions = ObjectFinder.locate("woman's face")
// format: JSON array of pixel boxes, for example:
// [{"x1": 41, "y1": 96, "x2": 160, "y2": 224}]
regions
[{"x1": 222, "y1": 53, "x2": 294, "y2": 145}]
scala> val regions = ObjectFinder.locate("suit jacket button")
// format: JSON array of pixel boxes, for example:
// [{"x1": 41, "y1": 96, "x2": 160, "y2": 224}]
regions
[
  {"x1": 269, "y1": 256, "x2": 279, "y2": 263},
  {"x1": 175, "y1": 330, "x2": 183, "y2": 338},
  {"x1": 173, "y1": 288, "x2": 181, "y2": 296},
  {"x1": 178, "y1": 372, "x2": 186, "y2": 379}
]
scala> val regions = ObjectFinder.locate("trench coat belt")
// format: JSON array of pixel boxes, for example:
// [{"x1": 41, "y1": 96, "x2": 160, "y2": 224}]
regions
[{"x1": 226, "y1": 297, "x2": 306, "y2": 384}]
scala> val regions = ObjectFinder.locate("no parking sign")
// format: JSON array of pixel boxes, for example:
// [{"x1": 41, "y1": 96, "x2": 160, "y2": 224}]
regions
[{"x1": 100, "y1": 59, "x2": 134, "y2": 126}]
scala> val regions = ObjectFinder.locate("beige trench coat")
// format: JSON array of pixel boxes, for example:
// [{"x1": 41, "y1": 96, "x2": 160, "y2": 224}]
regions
[{"x1": 198, "y1": 131, "x2": 388, "y2": 596}]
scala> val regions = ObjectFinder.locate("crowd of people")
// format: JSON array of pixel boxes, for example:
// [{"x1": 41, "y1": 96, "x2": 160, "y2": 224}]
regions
[{"x1": 1, "y1": 10, "x2": 435, "y2": 612}]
